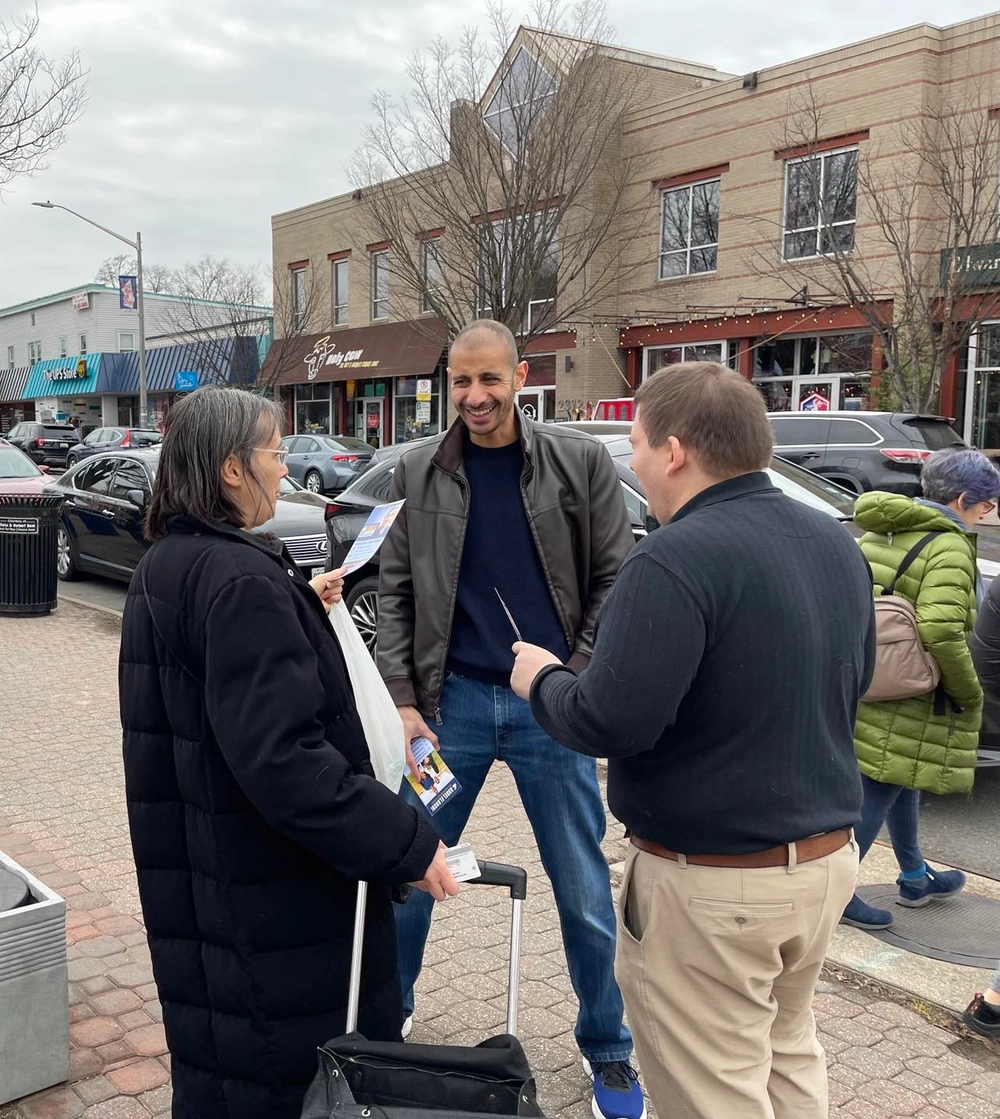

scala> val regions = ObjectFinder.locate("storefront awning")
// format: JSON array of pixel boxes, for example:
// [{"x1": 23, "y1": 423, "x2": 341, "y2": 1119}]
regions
[
  {"x1": 23, "y1": 354, "x2": 103, "y2": 398},
  {"x1": 0, "y1": 365, "x2": 29, "y2": 404},
  {"x1": 268, "y1": 319, "x2": 447, "y2": 386}
]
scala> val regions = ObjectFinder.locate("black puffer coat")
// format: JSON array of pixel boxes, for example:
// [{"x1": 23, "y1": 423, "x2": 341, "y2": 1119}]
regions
[{"x1": 119, "y1": 517, "x2": 439, "y2": 1119}]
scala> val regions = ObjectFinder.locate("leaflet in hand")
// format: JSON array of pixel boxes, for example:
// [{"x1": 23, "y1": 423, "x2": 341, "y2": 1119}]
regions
[
  {"x1": 342, "y1": 499, "x2": 405, "y2": 574},
  {"x1": 406, "y1": 735, "x2": 462, "y2": 815}
]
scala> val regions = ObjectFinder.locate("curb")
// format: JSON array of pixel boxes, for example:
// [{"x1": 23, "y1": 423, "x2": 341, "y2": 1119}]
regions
[{"x1": 57, "y1": 594, "x2": 124, "y2": 621}]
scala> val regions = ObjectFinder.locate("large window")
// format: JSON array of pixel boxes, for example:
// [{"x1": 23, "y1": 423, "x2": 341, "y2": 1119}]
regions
[
  {"x1": 371, "y1": 250, "x2": 389, "y2": 321},
  {"x1": 783, "y1": 147, "x2": 858, "y2": 260},
  {"x1": 659, "y1": 179, "x2": 720, "y2": 279},
  {"x1": 395, "y1": 372, "x2": 442, "y2": 443},
  {"x1": 332, "y1": 258, "x2": 349, "y2": 326},
  {"x1": 753, "y1": 331, "x2": 874, "y2": 412},
  {"x1": 421, "y1": 240, "x2": 442, "y2": 314},
  {"x1": 479, "y1": 216, "x2": 557, "y2": 331},
  {"x1": 292, "y1": 267, "x2": 308, "y2": 329},
  {"x1": 483, "y1": 47, "x2": 557, "y2": 155},
  {"x1": 295, "y1": 382, "x2": 334, "y2": 435},
  {"x1": 644, "y1": 342, "x2": 738, "y2": 380}
]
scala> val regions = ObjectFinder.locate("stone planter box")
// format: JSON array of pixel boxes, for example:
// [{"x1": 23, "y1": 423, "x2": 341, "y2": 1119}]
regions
[{"x1": 0, "y1": 849, "x2": 69, "y2": 1105}]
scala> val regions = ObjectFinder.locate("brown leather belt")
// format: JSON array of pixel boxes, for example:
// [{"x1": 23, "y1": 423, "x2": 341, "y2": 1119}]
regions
[{"x1": 630, "y1": 829, "x2": 851, "y2": 869}]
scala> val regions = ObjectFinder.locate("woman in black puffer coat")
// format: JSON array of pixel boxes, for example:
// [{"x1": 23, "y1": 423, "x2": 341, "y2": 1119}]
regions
[{"x1": 119, "y1": 387, "x2": 456, "y2": 1119}]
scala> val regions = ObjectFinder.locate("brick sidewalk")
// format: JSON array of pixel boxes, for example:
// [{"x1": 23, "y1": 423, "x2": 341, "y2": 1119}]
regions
[{"x1": 1, "y1": 602, "x2": 999, "y2": 1118}]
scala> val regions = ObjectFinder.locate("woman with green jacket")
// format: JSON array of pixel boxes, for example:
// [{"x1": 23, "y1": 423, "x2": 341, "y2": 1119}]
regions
[{"x1": 842, "y1": 448, "x2": 1000, "y2": 931}]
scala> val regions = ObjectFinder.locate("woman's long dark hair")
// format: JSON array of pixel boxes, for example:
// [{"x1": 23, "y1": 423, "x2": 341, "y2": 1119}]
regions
[{"x1": 146, "y1": 387, "x2": 284, "y2": 541}]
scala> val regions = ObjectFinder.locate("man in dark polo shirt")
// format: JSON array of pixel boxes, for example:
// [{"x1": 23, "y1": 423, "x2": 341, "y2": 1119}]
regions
[{"x1": 511, "y1": 362, "x2": 875, "y2": 1119}]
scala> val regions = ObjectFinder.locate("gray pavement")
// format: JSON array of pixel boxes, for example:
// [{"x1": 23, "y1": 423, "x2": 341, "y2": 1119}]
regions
[{"x1": 1, "y1": 600, "x2": 998, "y2": 1118}]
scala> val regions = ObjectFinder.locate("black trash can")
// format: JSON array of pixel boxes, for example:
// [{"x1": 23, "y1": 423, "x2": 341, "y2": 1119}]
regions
[{"x1": 0, "y1": 493, "x2": 63, "y2": 616}]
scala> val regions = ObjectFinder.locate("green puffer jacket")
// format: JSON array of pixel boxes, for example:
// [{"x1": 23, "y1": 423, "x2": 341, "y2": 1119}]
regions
[{"x1": 854, "y1": 492, "x2": 981, "y2": 795}]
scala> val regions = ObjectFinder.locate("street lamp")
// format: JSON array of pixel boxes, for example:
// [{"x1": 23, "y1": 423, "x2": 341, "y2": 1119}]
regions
[{"x1": 32, "y1": 201, "x2": 149, "y2": 428}]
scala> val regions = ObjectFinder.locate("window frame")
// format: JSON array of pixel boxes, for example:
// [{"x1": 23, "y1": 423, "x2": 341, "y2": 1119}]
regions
[
  {"x1": 782, "y1": 145, "x2": 859, "y2": 262},
  {"x1": 79, "y1": 333, "x2": 88, "y2": 355},
  {"x1": 483, "y1": 46, "x2": 557, "y2": 156},
  {"x1": 28, "y1": 341, "x2": 41, "y2": 364},
  {"x1": 59, "y1": 336, "x2": 67, "y2": 357},
  {"x1": 421, "y1": 239, "x2": 442, "y2": 314},
  {"x1": 658, "y1": 177, "x2": 721, "y2": 280},
  {"x1": 6, "y1": 346, "x2": 13, "y2": 370},
  {"x1": 117, "y1": 331, "x2": 136, "y2": 353},
  {"x1": 370, "y1": 250, "x2": 389, "y2": 321},
  {"x1": 292, "y1": 266, "x2": 308, "y2": 330},
  {"x1": 332, "y1": 258, "x2": 349, "y2": 326}
]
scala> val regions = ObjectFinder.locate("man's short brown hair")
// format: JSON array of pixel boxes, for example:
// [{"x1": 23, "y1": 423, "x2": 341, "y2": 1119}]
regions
[{"x1": 633, "y1": 362, "x2": 773, "y2": 476}]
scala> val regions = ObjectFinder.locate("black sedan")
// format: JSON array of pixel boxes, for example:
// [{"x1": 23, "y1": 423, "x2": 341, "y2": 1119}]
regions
[
  {"x1": 47, "y1": 449, "x2": 332, "y2": 584},
  {"x1": 323, "y1": 441, "x2": 856, "y2": 653}
]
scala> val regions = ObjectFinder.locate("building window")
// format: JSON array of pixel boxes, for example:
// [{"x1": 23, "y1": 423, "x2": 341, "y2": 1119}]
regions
[
  {"x1": 6, "y1": 346, "x2": 13, "y2": 370},
  {"x1": 421, "y1": 240, "x2": 442, "y2": 313},
  {"x1": 483, "y1": 46, "x2": 557, "y2": 155},
  {"x1": 752, "y1": 331, "x2": 873, "y2": 412},
  {"x1": 644, "y1": 342, "x2": 735, "y2": 381},
  {"x1": 292, "y1": 267, "x2": 307, "y2": 330},
  {"x1": 28, "y1": 341, "x2": 41, "y2": 365},
  {"x1": 371, "y1": 250, "x2": 389, "y2": 321},
  {"x1": 30, "y1": 312, "x2": 35, "y2": 328},
  {"x1": 659, "y1": 179, "x2": 720, "y2": 279},
  {"x1": 59, "y1": 337, "x2": 67, "y2": 357},
  {"x1": 332, "y1": 258, "x2": 349, "y2": 326},
  {"x1": 783, "y1": 147, "x2": 858, "y2": 260},
  {"x1": 79, "y1": 333, "x2": 87, "y2": 355},
  {"x1": 395, "y1": 372, "x2": 442, "y2": 443},
  {"x1": 118, "y1": 331, "x2": 136, "y2": 353},
  {"x1": 295, "y1": 382, "x2": 334, "y2": 435},
  {"x1": 479, "y1": 217, "x2": 557, "y2": 331}
]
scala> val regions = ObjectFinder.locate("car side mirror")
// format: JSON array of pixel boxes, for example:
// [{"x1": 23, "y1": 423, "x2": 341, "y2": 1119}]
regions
[
  {"x1": 37, "y1": 464, "x2": 50, "y2": 474},
  {"x1": 127, "y1": 488, "x2": 147, "y2": 509}
]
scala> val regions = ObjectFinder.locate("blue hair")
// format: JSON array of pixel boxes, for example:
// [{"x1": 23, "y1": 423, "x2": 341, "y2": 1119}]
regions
[{"x1": 921, "y1": 447, "x2": 1000, "y2": 507}]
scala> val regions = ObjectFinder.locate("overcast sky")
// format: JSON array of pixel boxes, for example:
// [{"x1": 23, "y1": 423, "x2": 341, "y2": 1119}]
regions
[{"x1": 1, "y1": 0, "x2": 997, "y2": 308}]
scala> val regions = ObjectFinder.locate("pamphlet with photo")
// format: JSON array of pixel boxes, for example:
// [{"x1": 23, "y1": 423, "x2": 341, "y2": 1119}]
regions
[
  {"x1": 406, "y1": 736, "x2": 462, "y2": 815},
  {"x1": 341, "y1": 499, "x2": 405, "y2": 574}
]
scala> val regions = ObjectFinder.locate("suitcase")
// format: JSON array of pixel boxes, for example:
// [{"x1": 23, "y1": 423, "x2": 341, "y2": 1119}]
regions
[{"x1": 301, "y1": 861, "x2": 544, "y2": 1119}]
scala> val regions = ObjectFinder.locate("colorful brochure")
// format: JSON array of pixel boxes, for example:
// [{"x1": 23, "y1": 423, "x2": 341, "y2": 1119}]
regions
[
  {"x1": 342, "y1": 499, "x2": 405, "y2": 574},
  {"x1": 406, "y1": 735, "x2": 462, "y2": 815}
]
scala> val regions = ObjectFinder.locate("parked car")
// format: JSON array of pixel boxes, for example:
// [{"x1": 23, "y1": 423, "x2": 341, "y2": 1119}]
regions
[
  {"x1": 67, "y1": 426, "x2": 161, "y2": 467},
  {"x1": 0, "y1": 438, "x2": 52, "y2": 493},
  {"x1": 7, "y1": 421, "x2": 82, "y2": 467},
  {"x1": 47, "y1": 450, "x2": 331, "y2": 584},
  {"x1": 280, "y1": 433, "x2": 375, "y2": 494},
  {"x1": 323, "y1": 438, "x2": 854, "y2": 654},
  {"x1": 767, "y1": 411, "x2": 966, "y2": 496}
]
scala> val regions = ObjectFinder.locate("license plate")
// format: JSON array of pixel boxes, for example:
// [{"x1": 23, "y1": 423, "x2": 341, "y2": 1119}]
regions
[
  {"x1": 58, "y1": 443, "x2": 67, "y2": 448},
  {"x1": 310, "y1": 566, "x2": 325, "y2": 579}
]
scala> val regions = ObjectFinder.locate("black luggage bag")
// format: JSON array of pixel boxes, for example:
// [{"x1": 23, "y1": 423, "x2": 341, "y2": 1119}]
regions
[{"x1": 301, "y1": 861, "x2": 544, "y2": 1119}]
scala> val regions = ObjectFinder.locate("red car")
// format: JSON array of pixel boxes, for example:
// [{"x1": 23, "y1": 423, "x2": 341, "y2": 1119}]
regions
[{"x1": 0, "y1": 438, "x2": 52, "y2": 493}]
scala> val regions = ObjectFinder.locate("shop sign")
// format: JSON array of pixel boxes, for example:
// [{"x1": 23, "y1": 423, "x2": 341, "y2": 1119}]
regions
[
  {"x1": 304, "y1": 336, "x2": 381, "y2": 380},
  {"x1": 800, "y1": 392, "x2": 830, "y2": 412},
  {"x1": 45, "y1": 363, "x2": 88, "y2": 382},
  {"x1": 940, "y1": 243, "x2": 1000, "y2": 289},
  {"x1": 71, "y1": 292, "x2": 89, "y2": 311},
  {"x1": 416, "y1": 377, "x2": 432, "y2": 402},
  {"x1": 174, "y1": 370, "x2": 199, "y2": 392},
  {"x1": 367, "y1": 411, "x2": 380, "y2": 429},
  {"x1": 415, "y1": 401, "x2": 432, "y2": 424}
]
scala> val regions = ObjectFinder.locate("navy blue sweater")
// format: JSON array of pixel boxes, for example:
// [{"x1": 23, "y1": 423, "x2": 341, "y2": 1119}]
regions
[
  {"x1": 530, "y1": 473, "x2": 876, "y2": 854},
  {"x1": 447, "y1": 437, "x2": 570, "y2": 684}
]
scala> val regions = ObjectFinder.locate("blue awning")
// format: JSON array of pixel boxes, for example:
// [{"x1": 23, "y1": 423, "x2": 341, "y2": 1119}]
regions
[
  {"x1": 110, "y1": 338, "x2": 261, "y2": 394},
  {"x1": 24, "y1": 353, "x2": 104, "y2": 398}
]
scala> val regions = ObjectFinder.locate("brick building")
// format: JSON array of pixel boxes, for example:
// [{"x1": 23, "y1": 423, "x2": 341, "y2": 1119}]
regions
[{"x1": 270, "y1": 12, "x2": 1000, "y2": 447}]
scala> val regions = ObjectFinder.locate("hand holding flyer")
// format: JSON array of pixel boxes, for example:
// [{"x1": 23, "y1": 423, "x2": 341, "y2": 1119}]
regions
[
  {"x1": 341, "y1": 499, "x2": 405, "y2": 574},
  {"x1": 406, "y1": 735, "x2": 462, "y2": 815}
]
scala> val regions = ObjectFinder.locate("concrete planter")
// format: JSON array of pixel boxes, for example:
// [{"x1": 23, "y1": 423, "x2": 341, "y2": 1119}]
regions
[{"x1": 0, "y1": 849, "x2": 69, "y2": 1105}]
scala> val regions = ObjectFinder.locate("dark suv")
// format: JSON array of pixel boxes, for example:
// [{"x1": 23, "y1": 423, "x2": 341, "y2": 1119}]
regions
[
  {"x1": 768, "y1": 411, "x2": 966, "y2": 496},
  {"x1": 7, "y1": 421, "x2": 82, "y2": 467},
  {"x1": 66, "y1": 426, "x2": 161, "y2": 467}
]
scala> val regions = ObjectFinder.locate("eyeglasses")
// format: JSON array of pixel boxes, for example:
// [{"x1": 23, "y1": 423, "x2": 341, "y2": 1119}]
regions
[
  {"x1": 983, "y1": 501, "x2": 997, "y2": 516},
  {"x1": 255, "y1": 446, "x2": 289, "y2": 463}
]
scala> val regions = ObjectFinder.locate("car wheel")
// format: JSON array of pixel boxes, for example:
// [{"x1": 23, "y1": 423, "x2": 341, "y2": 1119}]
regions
[
  {"x1": 304, "y1": 470, "x2": 324, "y2": 494},
  {"x1": 345, "y1": 577, "x2": 379, "y2": 656},
  {"x1": 56, "y1": 525, "x2": 79, "y2": 581}
]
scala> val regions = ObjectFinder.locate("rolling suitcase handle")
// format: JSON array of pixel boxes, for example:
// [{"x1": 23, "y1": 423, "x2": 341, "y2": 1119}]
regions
[{"x1": 346, "y1": 861, "x2": 528, "y2": 1037}]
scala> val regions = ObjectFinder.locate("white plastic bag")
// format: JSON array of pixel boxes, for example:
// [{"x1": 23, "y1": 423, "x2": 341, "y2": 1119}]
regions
[{"x1": 329, "y1": 600, "x2": 405, "y2": 792}]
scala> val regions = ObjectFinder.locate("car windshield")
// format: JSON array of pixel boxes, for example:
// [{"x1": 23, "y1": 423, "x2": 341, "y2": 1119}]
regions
[
  {"x1": 767, "y1": 457, "x2": 856, "y2": 516},
  {"x1": 902, "y1": 418, "x2": 965, "y2": 450},
  {"x1": 0, "y1": 447, "x2": 42, "y2": 478}
]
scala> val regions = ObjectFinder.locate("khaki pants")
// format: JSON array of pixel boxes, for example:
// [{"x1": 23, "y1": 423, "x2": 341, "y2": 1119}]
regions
[{"x1": 615, "y1": 838, "x2": 858, "y2": 1119}]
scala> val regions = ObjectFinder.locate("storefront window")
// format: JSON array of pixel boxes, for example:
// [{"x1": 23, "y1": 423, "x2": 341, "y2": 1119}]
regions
[
  {"x1": 645, "y1": 342, "x2": 731, "y2": 380},
  {"x1": 971, "y1": 323, "x2": 1000, "y2": 448},
  {"x1": 753, "y1": 331, "x2": 873, "y2": 412},
  {"x1": 296, "y1": 382, "x2": 334, "y2": 434},
  {"x1": 395, "y1": 373, "x2": 441, "y2": 443}
]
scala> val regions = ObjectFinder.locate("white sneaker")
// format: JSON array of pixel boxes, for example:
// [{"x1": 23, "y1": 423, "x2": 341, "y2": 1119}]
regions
[{"x1": 401, "y1": 1014, "x2": 413, "y2": 1040}]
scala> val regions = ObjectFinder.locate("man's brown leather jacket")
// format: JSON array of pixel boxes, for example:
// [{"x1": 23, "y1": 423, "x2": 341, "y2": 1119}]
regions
[{"x1": 377, "y1": 411, "x2": 634, "y2": 719}]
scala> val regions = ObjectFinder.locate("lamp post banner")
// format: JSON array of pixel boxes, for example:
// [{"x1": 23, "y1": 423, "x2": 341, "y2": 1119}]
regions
[{"x1": 119, "y1": 275, "x2": 138, "y2": 310}]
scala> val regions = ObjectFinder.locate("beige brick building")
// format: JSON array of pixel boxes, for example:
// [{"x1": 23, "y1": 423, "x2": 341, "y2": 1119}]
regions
[{"x1": 270, "y1": 12, "x2": 1000, "y2": 449}]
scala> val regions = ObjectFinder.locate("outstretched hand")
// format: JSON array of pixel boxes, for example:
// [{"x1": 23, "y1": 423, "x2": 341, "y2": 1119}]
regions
[{"x1": 510, "y1": 642, "x2": 561, "y2": 700}]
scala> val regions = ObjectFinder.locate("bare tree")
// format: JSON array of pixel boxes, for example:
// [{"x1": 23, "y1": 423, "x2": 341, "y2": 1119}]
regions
[
  {"x1": 350, "y1": 0, "x2": 652, "y2": 351},
  {"x1": 144, "y1": 262, "x2": 176, "y2": 294},
  {"x1": 0, "y1": 8, "x2": 86, "y2": 189},
  {"x1": 94, "y1": 253, "x2": 136, "y2": 286},
  {"x1": 746, "y1": 86, "x2": 1000, "y2": 412},
  {"x1": 256, "y1": 266, "x2": 331, "y2": 395}
]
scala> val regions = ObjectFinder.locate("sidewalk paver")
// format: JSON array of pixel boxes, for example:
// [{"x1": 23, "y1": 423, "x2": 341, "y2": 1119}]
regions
[{"x1": 1, "y1": 602, "x2": 998, "y2": 1118}]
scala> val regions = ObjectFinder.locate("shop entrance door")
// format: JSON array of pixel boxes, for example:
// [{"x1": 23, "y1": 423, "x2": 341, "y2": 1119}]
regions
[
  {"x1": 516, "y1": 386, "x2": 555, "y2": 422},
  {"x1": 355, "y1": 398, "x2": 385, "y2": 448}
]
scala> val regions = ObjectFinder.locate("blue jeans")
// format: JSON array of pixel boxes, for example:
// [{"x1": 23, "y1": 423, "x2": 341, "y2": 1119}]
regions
[
  {"x1": 855, "y1": 774, "x2": 924, "y2": 873},
  {"x1": 396, "y1": 672, "x2": 632, "y2": 1064}
]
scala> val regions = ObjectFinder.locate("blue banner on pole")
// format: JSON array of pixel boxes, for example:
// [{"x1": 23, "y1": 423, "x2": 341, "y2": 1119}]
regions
[
  {"x1": 174, "y1": 370, "x2": 198, "y2": 392},
  {"x1": 119, "y1": 275, "x2": 138, "y2": 310}
]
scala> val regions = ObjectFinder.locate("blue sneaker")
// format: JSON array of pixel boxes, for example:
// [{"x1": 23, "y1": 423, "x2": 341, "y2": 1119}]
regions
[
  {"x1": 583, "y1": 1059, "x2": 646, "y2": 1119},
  {"x1": 840, "y1": 894, "x2": 894, "y2": 930},
  {"x1": 897, "y1": 866, "x2": 966, "y2": 908}
]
